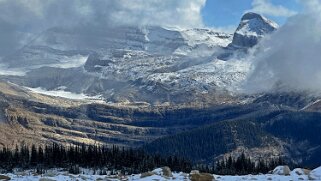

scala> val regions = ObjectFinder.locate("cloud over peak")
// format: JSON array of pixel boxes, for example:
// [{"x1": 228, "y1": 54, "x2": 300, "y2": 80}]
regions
[
  {"x1": 243, "y1": 0, "x2": 321, "y2": 94},
  {"x1": 0, "y1": 0, "x2": 206, "y2": 29},
  {"x1": 248, "y1": 0, "x2": 297, "y2": 17},
  {"x1": 0, "y1": 0, "x2": 206, "y2": 56}
]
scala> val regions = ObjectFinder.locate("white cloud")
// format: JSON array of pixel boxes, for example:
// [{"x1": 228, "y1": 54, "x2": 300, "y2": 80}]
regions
[
  {"x1": 243, "y1": 0, "x2": 321, "y2": 94},
  {"x1": 210, "y1": 25, "x2": 237, "y2": 34},
  {"x1": 248, "y1": 0, "x2": 297, "y2": 17},
  {"x1": 111, "y1": 0, "x2": 207, "y2": 28},
  {"x1": 0, "y1": 0, "x2": 206, "y2": 29},
  {"x1": 301, "y1": 0, "x2": 321, "y2": 15},
  {"x1": 0, "y1": 0, "x2": 207, "y2": 56}
]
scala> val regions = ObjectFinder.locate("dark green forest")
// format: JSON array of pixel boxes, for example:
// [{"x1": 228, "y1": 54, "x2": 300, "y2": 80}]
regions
[
  {"x1": 143, "y1": 120, "x2": 276, "y2": 162},
  {"x1": 143, "y1": 111, "x2": 321, "y2": 167},
  {"x1": 0, "y1": 143, "x2": 191, "y2": 174},
  {"x1": 0, "y1": 143, "x2": 284, "y2": 175}
]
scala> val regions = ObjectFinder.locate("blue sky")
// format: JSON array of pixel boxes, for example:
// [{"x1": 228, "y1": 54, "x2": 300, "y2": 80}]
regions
[{"x1": 202, "y1": 0, "x2": 302, "y2": 28}]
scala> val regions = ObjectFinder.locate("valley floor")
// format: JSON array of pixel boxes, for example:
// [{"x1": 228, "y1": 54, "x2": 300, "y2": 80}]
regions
[{"x1": 2, "y1": 166, "x2": 321, "y2": 181}]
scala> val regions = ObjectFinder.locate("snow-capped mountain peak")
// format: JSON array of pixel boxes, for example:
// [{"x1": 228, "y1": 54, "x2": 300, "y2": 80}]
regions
[
  {"x1": 231, "y1": 12, "x2": 278, "y2": 48},
  {"x1": 0, "y1": 13, "x2": 276, "y2": 103}
]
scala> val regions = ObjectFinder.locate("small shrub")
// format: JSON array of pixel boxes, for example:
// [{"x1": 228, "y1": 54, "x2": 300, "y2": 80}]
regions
[{"x1": 68, "y1": 165, "x2": 80, "y2": 175}]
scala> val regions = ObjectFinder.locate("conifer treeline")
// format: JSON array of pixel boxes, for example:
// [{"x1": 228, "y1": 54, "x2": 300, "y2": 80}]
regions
[
  {"x1": 0, "y1": 143, "x2": 191, "y2": 174},
  {"x1": 195, "y1": 153, "x2": 285, "y2": 175},
  {"x1": 0, "y1": 144, "x2": 285, "y2": 175}
]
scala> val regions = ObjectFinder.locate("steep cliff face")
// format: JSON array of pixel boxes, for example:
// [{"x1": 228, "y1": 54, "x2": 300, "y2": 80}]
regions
[
  {"x1": 0, "y1": 81, "x2": 243, "y2": 148},
  {"x1": 0, "y1": 13, "x2": 278, "y2": 104},
  {"x1": 230, "y1": 12, "x2": 278, "y2": 48}
]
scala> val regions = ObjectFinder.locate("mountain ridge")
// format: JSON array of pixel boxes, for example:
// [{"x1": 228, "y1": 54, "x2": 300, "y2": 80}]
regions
[
  {"x1": 1, "y1": 12, "x2": 320, "y2": 167},
  {"x1": 0, "y1": 12, "x2": 276, "y2": 104}
]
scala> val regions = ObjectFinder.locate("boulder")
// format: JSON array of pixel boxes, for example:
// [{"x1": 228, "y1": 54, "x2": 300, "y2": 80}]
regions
[
  {"x1": 190, "y1": 170, "x2": 200, "y2": 175},
  {"x1": 151, "y1": 167, "x2": 172, "y2": 177},
  {"x1": 140, "y1": 171, "x2": 154, "y2": 178},
  {"x1": 161, "y1": 166, "x2": 173, "y2": 177},
  {"x1": 190, "y1": 173, "x2": 214, "y2": 181},
  {"x1": 308, "y1": 166, "x2": 321, "y2": 180},
  {"x1": 39, "y1": 178, "x2": 56, "y2": 181},
  {"x1": 0, "y1": 175, "x2": 10, "y2": 181},
  {"x1": 291, "y1": 168, "x2": 311, "y2": 176},
  {"x1": 272, "y1": 165, "x2": 291, "y2": 176}
]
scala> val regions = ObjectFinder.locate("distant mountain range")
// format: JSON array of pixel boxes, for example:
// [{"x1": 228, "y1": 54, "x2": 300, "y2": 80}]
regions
[
  {"x1": 0, "y1": 12, "x2": 320, "y2": 167},
  {"x1": 0, "y1": 12, "x2": 278, "y2": 104}
]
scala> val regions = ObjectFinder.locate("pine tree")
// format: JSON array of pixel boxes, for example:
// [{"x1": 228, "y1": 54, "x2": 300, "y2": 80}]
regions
[{"x1": 30, "y1": 144, "x2": 38, "y2": 166}]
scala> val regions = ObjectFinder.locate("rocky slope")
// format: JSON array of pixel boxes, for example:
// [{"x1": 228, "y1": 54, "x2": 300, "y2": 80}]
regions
[
  {"x1": 0, "y1": 80, "x2": 321, "y2": 166},
  {"x1": 0, "y1": 12, "x2": 277, "y2": 104},
  {"x1": 0, "y1": 12, "x2": 320, "y2": 167},
  {"x1": 0, "y1": 81, "x2": 244, "y2": 148}
]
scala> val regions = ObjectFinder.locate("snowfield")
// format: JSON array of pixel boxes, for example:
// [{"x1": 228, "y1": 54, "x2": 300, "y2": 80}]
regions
[
  {"x1": 0, "y1": 14, "x2": 275, "y2": 102},
  {"x1": 2, "y1": 166, "x2": 321, "y2": 181},
  {"x1": 26, "y1": 87, "x2": 104, "y2": 103}
]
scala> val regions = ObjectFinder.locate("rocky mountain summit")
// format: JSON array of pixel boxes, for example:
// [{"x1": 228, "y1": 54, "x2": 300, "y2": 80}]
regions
[
  {"x1": 0, "y1": 12, "x2": 277, "y2": 104},
  {"x1": 230, "y1": 12, "x2": 278, "y2": 48}
]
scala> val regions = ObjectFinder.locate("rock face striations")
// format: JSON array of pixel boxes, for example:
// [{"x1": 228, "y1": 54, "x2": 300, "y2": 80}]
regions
[
  {"x1": 230, "y1": 12, "x2": 278, "y2": 48},
  {"x1": 0, "y1": 13, "x2": 278, "y2": 104},
  {"x1": 2, "y1": 13, "x2": 321, "y2": 167}
]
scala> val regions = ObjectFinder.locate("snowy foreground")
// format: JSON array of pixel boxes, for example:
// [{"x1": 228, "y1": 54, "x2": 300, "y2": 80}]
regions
[{"x1": 1, "y1": 166, "x2": 321, "y2": 181}]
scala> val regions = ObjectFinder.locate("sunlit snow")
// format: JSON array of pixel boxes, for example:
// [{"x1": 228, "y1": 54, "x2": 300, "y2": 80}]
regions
[{"x1": 26, "y1": 87, "x2": 104, "y2": 102}]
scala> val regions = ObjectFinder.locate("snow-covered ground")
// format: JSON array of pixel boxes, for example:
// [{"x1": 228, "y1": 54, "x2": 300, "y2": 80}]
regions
[
  {"x1": 146, "y1": 59, "x2": 250, "y2": 92},
  {"x1": 26, "y1": 87, "x2": 104, "y2": 103},
  {"x1": 2, "y1": 166, "x2": 320, "y2": 181}
]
